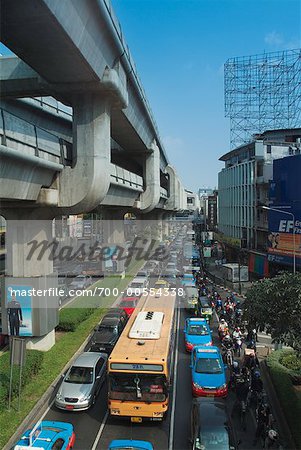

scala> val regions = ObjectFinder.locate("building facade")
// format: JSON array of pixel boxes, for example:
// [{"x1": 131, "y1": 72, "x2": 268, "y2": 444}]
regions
[{"x1": 218, "y1": 128, "x2": 301, "y2": 273}]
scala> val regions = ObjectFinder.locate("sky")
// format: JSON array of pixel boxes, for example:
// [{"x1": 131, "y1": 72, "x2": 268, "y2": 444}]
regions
[
  {"x1": 1, "y1": 0, "x2": 300, "y2": 193},
  {"x1": 111, "y1": 0, "x2": 301, "y2": 191}
]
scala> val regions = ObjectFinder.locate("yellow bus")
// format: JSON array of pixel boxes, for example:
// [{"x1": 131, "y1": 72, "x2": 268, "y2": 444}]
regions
[{"x1": 108, "y1": 293, "x2": 176, "y2": 422}]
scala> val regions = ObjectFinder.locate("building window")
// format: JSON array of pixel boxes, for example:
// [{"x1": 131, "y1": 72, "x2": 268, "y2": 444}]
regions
[
  {"x1": 267, "y1": 145, "x2": 271, "y2": 154},
  {"x1": 257, "y1": 163, "x2": 263, "y2": 177}
]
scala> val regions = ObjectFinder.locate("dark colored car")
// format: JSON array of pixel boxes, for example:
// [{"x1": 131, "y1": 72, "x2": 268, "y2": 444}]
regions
[
  {"x1": 81, "y1": 260, "x2": 104, "y2": 279},
  {"x1": 89, "y1": 314, "x2": 127, "y2": 354},
  {"x1": 190, "y1": 398, "x2": 239, "y2": 450},
  {"x1": 103, "y1": 308, "x2": 129, "y2": 323}
]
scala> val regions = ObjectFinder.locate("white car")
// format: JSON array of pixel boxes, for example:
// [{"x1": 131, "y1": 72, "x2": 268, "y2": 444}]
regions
[
  {"x1": 127, "y1": 277, "x2": 149, "y2": 296},
  {"x1": 55, "y1": 352, "x2": 107, "y2": 411}
]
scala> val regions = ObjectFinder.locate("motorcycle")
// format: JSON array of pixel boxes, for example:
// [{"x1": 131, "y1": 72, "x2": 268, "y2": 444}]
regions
[
  {"x1": 240, "y1": 400, "x2": 247, "y2": 431},
  {"x1": 218, "y1": 327, "x2": 229, "y2": 341},
  {"x1": 233, "y1": 336, "x2": 243, "y2": 357},
  {"x1": 223, "y1": 347, "x2": 234, "y2": 366}
]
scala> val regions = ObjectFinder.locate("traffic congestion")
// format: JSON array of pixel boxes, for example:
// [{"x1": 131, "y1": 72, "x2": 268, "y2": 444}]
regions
[{"x1": 12, "y1": 225, "x2": 282, "y2": 450}]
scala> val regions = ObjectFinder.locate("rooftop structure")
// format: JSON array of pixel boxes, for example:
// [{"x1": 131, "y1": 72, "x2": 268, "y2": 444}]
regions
[{"x1": 225, "y1": 49, "x2": 301, "y2": 149}]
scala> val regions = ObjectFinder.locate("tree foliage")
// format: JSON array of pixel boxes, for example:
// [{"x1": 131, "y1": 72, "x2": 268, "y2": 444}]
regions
[{"x1": 244, "y1": 272, "x2": 301, "y2": 355}]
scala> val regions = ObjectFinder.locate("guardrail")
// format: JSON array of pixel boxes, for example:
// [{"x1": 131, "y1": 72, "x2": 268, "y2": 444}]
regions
[
  {"x1": 0, "y1": 107, "x2": 72, "y2": 166},
  {"x1": 110, "y1": 164, "x2": 143, "y2": 192}
]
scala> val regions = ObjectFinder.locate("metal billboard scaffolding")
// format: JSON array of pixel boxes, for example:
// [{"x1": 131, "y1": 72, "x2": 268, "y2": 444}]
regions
[{"x1": 224, "y1": 49, "x2": 301, "y2": 149}]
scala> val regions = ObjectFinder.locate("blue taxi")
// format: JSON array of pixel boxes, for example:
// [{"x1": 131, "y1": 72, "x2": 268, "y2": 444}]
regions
[
  {"x1": 190, "y1": 346, "x2": 228, "y2": 398},
  {"x1": 14, "y1": 421, "x2": 75, "y2": 449},
  {"x1": 109, "y1": 440, "x2": 153, "y2": 450},
  {"x1": 184, "y1": 317, "x2": 212, "y2": 352},
  {"x1": 181, "y1": 273, "x2": 195, "y2": 287}
]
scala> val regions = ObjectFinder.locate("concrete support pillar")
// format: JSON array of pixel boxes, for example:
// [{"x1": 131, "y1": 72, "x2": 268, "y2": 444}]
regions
[
  {"x1": 140, "y1": 211, "x2": 163, "y2": 241},
  {"x1": 162, "y1": 213, "x2": 172, "y2": 239},
  {"x1": 101, "y1": 209, "x2": 126, "y2": 244},
  {"x1": 166, "y1": 165, "x2": 179, "y2": 210},
  {"x1": 6, "y1": 220, "x2": 53, "y2": 278},
  {"x1": 100, "y1": 208, "x2": 126, "y2": 272},
  {"x1": 140, "y1": 141, "x2": 160, "y2": 213},
  {"x1": 3, "y1": 219, "x2": 58, "y2": 350},
  {"x1": 59, "y1": 93, "x2": 111, "y2": 212}
]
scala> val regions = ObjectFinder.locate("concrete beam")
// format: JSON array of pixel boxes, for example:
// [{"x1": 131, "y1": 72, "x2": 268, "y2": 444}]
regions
[
  {"x1": 0, "y1": 143, "x2": 62, "y2": 202},
  {"x1": 0, "y1": 0, "x2": 168, "y2": 160},
  {"x1": 0, "y1": 56, "x2": 50, "y2": 97},
  {"x1": 0, "y1": 56, "x2": 128, "y2": 109}
]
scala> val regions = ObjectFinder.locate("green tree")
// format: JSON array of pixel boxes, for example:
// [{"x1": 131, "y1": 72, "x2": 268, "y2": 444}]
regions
[{"x1": 244, "y1": 272, "x2": 301, "y2": 356}]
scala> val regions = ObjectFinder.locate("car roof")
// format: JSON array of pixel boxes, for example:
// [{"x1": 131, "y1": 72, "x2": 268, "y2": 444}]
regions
[
  {"x1": 193, "y1": 398, "x2": 227, "y2": 428},
  {"x1": 131, "y1": 277, "x2": 147, "y2": 283},
  {"x1": 187, "y1": 317, "x2": 208, "y2": 325},
  {"x1": 194, "y1": 346, "x2": 220, "y2": 358},
  {"x1": 16, "y1": 421, "x2": 74, "y2": 449},
  {"x1": 120, "y1": 297, "x2": 139, "y2": 302},
  {"x1": 100, "y1": 316, "x2": 120, "y2": 326},
  {"x1": 199, "y1": 297, "x2": 211, "y2": 306},
  {"x1": 104, "y1": 308, "x2": 126, "y2": 317},
  {"x1": 72, "y1": 352, "x2": 104, "y2": 367},
  {"x1": 109, "y1": 439, "x2": 153, "y2": 449}
]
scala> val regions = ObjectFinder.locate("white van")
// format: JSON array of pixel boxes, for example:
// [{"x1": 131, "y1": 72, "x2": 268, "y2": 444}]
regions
[{"x1": 127, "y1": 276, "x2": 149, "y2": 296}]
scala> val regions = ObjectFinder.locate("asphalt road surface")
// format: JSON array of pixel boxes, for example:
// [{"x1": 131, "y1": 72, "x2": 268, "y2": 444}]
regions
[{"x1": 44, "y1": 298, "x2": 264, "y2": 450}]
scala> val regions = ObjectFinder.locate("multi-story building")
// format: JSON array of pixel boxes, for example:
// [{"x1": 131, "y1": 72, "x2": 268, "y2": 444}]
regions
[
  {"x1": 186, "y1": 190, "x2": 200, "y2": 212},
  {"x1": 198, "y1": 187, "x2": 214, "y2": 230},
  {"x1": 218, "y1": 128, "x2": 301, "y2": 270}
]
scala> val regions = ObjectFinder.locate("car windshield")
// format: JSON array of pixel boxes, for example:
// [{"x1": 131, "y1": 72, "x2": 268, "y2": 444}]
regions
[
  {"x1": 188, "y1": 325, "x2": 209, "y2": 335},
  {"x1": 137, "y1": 272, "x2": 147, "y2": 277},
  {"x1": 201, "y1": 302, "x2": 211, "y2": 308},
  {"x1": 195, "y1": 357, "x2": 222, "y2": 374},
  {"x1": 65, "y1": 366, "x2": 93, "y2": 384},
  {"x1": 198, "y1": 428, "x2": 230, "y2": 449},
  {"x1": 109, "y1": 374, "x2": 167, "y2": 402},
  {"x1": 154, "y1": 283, "x2": 165, "y2": 289}
]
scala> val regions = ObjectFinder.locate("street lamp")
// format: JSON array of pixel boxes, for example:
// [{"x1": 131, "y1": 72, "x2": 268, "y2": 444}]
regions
[{"x1": 262, "y1": 205, "x2": 296, "y2": 275}]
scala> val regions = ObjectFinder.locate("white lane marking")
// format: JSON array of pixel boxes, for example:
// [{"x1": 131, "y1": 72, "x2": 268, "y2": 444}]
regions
[
  {"x1": 168, "y1": 303, "x2": 180, "y2": 450},
  {"x1": 91, "y1": 410, "x2": 109, "y2": 450},
  {"x1": 39, "y1": 397, "x2": 55, "y2": 421}
]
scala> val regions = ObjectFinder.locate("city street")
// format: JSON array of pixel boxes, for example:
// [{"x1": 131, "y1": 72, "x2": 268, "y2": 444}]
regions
[
  {"x1": 1, "y1": 1, "x2": 300, "y2": 448},
  {"x1": 42, "y1": 299, "x2": 264, "y2": 450}
]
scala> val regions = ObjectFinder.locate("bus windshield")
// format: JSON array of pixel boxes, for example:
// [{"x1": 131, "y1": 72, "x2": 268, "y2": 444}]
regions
[{"x1": 109, "y1": 373, "x2": 167, "y2": 402}]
